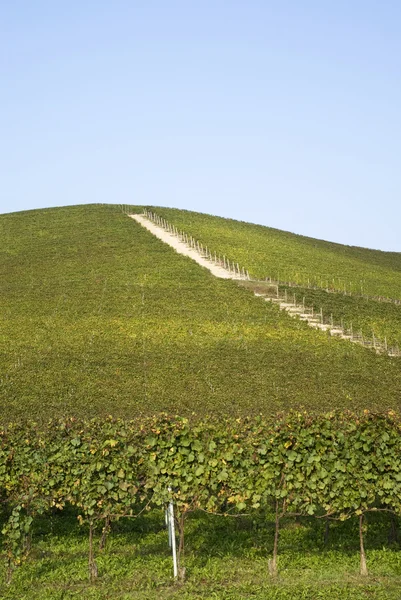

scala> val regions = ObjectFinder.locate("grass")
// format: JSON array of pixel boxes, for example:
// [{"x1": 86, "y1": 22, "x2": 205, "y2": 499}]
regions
[
  {"x1": 0, "y1": 204, "x2": 401, "y2": 421},
  {"x1": 1, "y1": 508, "x2": 401, "y2": 599}
]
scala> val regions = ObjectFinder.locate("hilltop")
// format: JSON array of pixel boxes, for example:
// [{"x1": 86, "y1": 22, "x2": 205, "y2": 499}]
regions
[{"x1": 0, "y1": 203, "x2": 400, "y2": 421}]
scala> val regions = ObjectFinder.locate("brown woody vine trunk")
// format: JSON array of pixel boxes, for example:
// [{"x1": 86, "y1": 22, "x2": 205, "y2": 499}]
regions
[
  {"x1": 269, "y1": 500, "x2": 280, "y2": 577},
  {"x1": 388, "y1": 513, "x2": 398, "y2": 545},
  {"x1": 6, "y1": 559, "x2": 13, "y2": 585},
  {"x1": 359, "y1": 514, "x2": 368, "y2": 576},
  {"x1": 324, "y1": 518, "x2": 330, "y2": 546},
  {"x1": 88, "y1": 522, "x2": 98, "y2": 582},
  {"x1": 176, "y1": 511, "x2": 186, "y2": 581},
  {"x1": 99, "y1": 515, "x2": 111, "y2": 550},
  {"x1": 23, "y1": 507, "x2": 32, "y2": 554}
]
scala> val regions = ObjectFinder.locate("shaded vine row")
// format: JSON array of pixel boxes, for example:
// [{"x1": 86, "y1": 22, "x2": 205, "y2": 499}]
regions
[{"x1": 1, "y1": 410, "x2": 401, "y2": 581}]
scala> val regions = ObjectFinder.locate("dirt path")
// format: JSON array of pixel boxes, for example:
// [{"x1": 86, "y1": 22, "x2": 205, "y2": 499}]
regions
[{"x1": 130, "y1": 214, "x2": 243, "y2": 280}]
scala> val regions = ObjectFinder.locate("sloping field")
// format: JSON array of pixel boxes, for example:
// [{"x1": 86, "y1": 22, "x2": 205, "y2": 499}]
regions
[
  {"x1": 152, "y1": 207, "x2": 401, "y2": 347},
  {"x1": 0, "y1": 203, "x2": 400, "y2": 421},
  {"x1": 153, "y1": 207, "x2": 401, "y2": 299}
]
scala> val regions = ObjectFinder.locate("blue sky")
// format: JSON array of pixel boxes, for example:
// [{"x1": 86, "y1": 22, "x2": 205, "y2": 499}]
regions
[{"x1": 1, "y1": 1, "x2": 400, "y2": 250}]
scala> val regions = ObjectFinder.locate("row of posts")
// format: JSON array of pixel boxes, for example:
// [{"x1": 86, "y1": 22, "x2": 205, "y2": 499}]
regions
[
  {"x1": 264, "y1": 274, "x2": 401, "y2": 307},
  {"x1": 139, "y1": 209, "x2": 400, "y2": 306},
  {"x1": 144, "y1": 210, "x2": 250, "y2": 280},
  {"x1": 275, "y1": 289, "x2": 400, "y2": 357},
  {"x1": 142, "y1": 210, "x2": 400, "y2": 357}
]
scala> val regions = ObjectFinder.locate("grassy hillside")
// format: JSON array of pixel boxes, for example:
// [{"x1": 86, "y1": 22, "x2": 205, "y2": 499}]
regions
[
  {"x1": 0, "y1": 203, "x2": 400, "y2": 421},
  {"x1": 152, "y1": 207, "x2": 401, "y2": 347},
  {"x1": 153, "y1": 207, "x2": 401, "y2": 299}
]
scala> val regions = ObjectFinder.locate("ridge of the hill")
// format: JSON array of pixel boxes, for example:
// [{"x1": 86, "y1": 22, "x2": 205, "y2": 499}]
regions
[{"x1": 1, "y1": 203, "x2": 400, "y2": 421}]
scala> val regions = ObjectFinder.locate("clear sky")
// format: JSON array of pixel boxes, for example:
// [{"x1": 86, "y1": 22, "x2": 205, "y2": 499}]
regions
[{"x1": 1, "y1": 1, "x2": 400, "y2": 251}]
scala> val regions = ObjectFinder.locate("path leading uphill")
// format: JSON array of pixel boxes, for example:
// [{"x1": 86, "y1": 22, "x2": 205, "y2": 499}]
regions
[
  {"x1": 129, "y1": 212, "x2": 400, "y2": 357},
  {"x1": 130, "y1": 214, "x2": 246, "y2": 280}
]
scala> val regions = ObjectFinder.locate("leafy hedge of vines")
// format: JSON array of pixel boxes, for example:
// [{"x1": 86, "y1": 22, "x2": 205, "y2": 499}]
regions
[{"x1": 1, "y1": 411, "x2": 401, "y2": 581}]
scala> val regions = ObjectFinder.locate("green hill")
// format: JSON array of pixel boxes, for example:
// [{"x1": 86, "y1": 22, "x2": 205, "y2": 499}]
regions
[{"x1": 1, "y1": 203, "x2": 400, "y2": 421}]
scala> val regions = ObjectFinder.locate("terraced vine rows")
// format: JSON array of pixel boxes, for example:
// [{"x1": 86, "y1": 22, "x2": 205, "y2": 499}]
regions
[
  {"x1": 137, "y1": 210, "x2": 401, "y2": 357},
  {"x1": 150, "y1": 206, "x2": 401, "y2": 300}
]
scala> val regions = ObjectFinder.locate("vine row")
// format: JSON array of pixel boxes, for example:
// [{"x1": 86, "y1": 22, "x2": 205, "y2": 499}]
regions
[
  {"x1": 139, "y1": 208, "x2": 401, "y2": 306},
  {"x1": 1, "y1": 411, "x2": 401, "y2": 581},
  {"x1": 139, "y1": 210, "x2": 400, "y2": 355}
]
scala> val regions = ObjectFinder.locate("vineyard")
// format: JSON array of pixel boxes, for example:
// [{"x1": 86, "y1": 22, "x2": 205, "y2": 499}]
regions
[
  {"x1": 1, "y1": 203, "x2": 401, "y2": 598},
  {"x1": 140, "y1": 209, "x2": 401, "y2": 353},
  {"x1": 1, "y1": 412, "x2": 401, "y2": 599},
  {"x1": 152, "y1": 207, "x2": 401, "y2": 300},
  {"x1": 147, "y1": 206, "x2": 401, "y2": 357},
  {"x1": 270, "y1": 283, "x2": 401, "y2": 350},
  {"x1": 1, "y1": 205, "x2": 400, "y2": 422}
]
